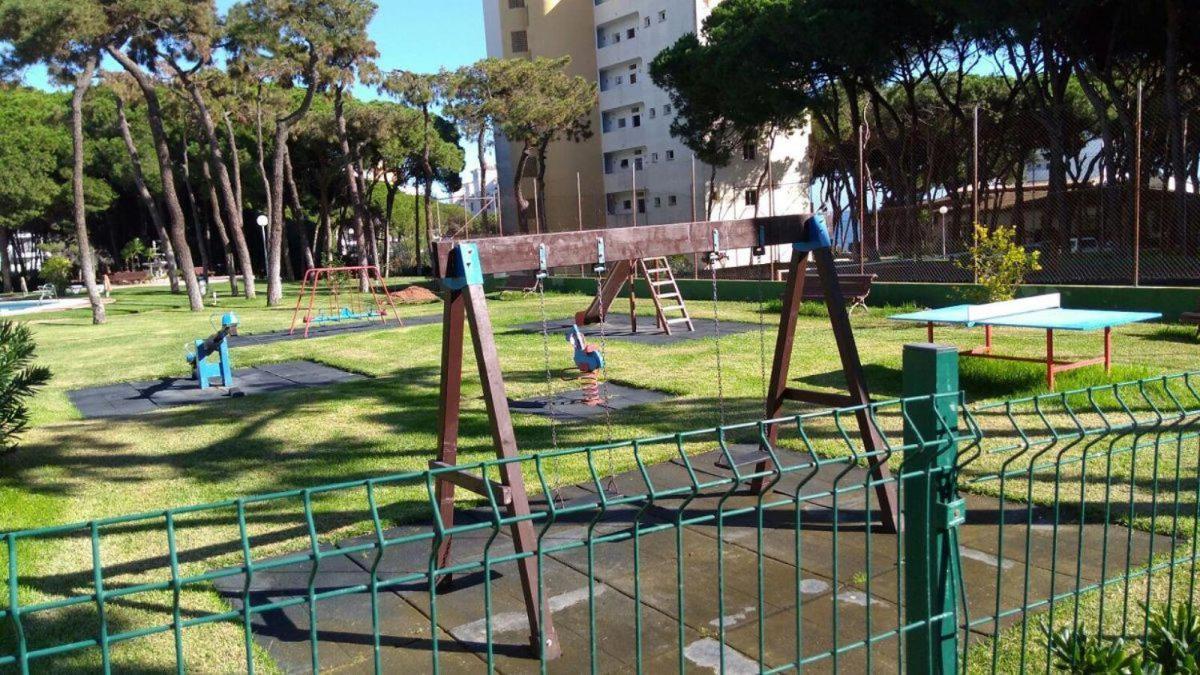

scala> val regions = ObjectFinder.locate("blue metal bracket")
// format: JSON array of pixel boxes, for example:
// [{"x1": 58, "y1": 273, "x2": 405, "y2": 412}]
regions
[
  {"x1": 752, "y1": 223, "x2": 767, "y2": 257},
  {"x1": 706, "y1": 228, "x2": 723, "y2": 264},
  {"x1": 442, "y1": 243, "x2": 485, "y2": 290},
  {"x1": 793, "y1": 214, "x2": 833, "y2": 253}
]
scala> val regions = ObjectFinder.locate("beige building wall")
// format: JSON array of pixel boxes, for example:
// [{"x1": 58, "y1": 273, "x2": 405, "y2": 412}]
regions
[{"x1": 484, "y1": 0, "x2": 606, "y2": 234}]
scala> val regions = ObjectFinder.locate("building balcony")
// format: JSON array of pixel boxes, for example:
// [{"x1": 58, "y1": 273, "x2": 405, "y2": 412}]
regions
[
  {"x1": 598, "y1": 79, "x2": 645, "y2": 112},
  {"x1": 594, "y1": 0, "x2": 636, "y2": 27},
  {"x1": 599, "y1": 124, "x2": 647, "y2": 153}
]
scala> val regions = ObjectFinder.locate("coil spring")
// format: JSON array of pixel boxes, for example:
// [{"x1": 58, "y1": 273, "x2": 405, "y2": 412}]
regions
[{"x1": 578, "y1": 370, "x2": 602, "y2": 406}]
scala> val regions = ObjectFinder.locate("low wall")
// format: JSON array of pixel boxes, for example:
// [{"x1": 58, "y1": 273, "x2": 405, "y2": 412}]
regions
[{"x1": 541, "y1": 276, "x2": 1199, "y2": 322}]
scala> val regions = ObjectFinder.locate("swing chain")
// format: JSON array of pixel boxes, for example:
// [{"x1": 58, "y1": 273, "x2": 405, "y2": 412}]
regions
[
  {"x1": 535, "y1": 245, "x2": 559, "y2": 458},
  {"x1": 593, "y1": 238, "x2": 616, "y2": 492},
  {"x1": 708, "y1": 229, "x2": 726, "y2": 428}
]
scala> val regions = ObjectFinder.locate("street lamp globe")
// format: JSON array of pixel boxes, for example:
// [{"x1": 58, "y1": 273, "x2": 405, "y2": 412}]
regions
[
  {"x1": 256, "y1": 214, "x2": 269, "y2": 227},
  {"x1": 938, "y1": 205, "x2": 949, "y2": 215}
]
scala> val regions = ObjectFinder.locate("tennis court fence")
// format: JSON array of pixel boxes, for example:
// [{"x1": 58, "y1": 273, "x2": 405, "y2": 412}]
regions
[{"x1": 3, "y1": 349, "x2": 1200, "y2": 672}]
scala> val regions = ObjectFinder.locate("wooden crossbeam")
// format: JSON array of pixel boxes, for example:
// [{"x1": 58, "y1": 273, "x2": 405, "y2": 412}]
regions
[{"x1": 432, "y1": 215, "x2": 808, "y2": 278}]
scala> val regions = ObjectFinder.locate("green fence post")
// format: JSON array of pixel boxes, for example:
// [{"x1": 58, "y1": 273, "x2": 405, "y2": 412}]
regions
[{"x1": 902, "y1": 343, "x2": 964, "y2": 674}]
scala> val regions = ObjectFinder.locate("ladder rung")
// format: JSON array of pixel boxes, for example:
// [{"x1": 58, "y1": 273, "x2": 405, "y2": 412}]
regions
[
  {"x1": 429, "y1": 461, "x2": 513, "y2": 505},
  {"x1": 661, "y1": 305, "x2": 685, "y2": 312},
  {"x1": 665, "y1": 317, "x2": 692, "y2": 324},
  {"x1": 650, "y1": 280, "x2": 675, "y2": 286},
  {"x1": 646, "y1": 268, "x2": 671, "y2": 274},
  {"x1": 657, "y1": 292, "x2": 679, "y2": 299}
]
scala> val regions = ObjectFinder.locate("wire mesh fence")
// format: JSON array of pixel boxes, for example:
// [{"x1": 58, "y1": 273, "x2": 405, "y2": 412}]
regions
[{"x1": 3, "y1": 365, "x2": 1199, "y2": 672}]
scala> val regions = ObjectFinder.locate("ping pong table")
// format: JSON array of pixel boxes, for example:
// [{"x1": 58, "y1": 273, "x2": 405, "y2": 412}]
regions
[{"x1": 889, "y1": 294, "x2": 1160, "y2": 389}]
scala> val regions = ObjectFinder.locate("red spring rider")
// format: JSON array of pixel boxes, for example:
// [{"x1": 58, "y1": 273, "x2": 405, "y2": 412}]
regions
[{"x1": 566, "y1": 325, "x2": 605, "y2": 406}]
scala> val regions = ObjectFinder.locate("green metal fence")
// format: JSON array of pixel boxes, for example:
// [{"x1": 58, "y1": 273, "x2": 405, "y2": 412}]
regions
[{"x1": 3, "y1": 355, "x2": 1200, "y2": 673}]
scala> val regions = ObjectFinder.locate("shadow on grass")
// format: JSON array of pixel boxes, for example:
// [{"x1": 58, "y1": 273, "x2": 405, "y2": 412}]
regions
[{"x1": 1139, "y1": 326, "x2": 1199, "y2": 345}]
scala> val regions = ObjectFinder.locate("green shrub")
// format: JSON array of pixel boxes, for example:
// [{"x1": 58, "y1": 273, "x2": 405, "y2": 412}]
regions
[
  {"x1": 120, "y1": 237, "x2": 149, "y2": 270},
  {"x1": 1043, "y1": 623, "x2": 1146, "y2": 673},
  {"x1": 0, "y1": 321, "x2": 51, "y2": 454},
  {"x1": 1144, "y1": 603, "x2": 1200, "y2": 673},
  {"x1": 957, "y1": 224, "x2": 1041, "y2": 302},
  {"x1": 39, "y1": 255, "x2": 74, "y2": 295}
]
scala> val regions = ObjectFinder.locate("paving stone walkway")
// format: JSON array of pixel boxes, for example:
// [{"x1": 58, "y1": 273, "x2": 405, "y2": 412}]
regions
[{"x1": 214, "y1": 447, "x2": 1164, "y2": 673}]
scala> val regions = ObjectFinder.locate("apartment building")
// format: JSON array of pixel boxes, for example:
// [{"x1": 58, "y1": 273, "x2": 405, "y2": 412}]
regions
[{"x1": 484, "y1": 0, "x2": 811, "y2": 241}]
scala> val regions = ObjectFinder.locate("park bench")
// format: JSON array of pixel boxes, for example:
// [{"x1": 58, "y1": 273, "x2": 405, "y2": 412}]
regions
[
  {"x1": 1182, "y1": 310, "x2": 1200, "y2": 337},
  {"x1": 794, "y1": 272, "x2": 877, "y2": 314},
  {"x1": 108, "y1": 271, "x2": 150, "y2": 285}
]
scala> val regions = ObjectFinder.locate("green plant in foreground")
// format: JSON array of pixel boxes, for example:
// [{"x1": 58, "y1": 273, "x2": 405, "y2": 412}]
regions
[
  {"x1": 1144, "y1": 603, "x2": 1200, "y2": 673},
  {"x1": 0, "y1": 321, "x2": 51, "y2": 454},
  {"x1": 958, "y1": 224, "x2": 1041, "y2": 302},
  {"x1": 1043, "y1": 622, "x2": 1148, "y2": 673}
]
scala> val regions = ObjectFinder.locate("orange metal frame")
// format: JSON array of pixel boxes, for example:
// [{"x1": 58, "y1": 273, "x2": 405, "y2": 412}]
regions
[
  {"x1": 288, "y1": 265, "x2": 402, "y2": 338},
  {"x1": 926, "y1": 322, "x2": 1113, "y2": 390}
]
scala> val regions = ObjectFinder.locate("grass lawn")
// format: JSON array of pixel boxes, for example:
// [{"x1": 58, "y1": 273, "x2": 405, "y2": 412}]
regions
[{"x1": 1, "y1": 280, "x2": 1198, "y2": 671}]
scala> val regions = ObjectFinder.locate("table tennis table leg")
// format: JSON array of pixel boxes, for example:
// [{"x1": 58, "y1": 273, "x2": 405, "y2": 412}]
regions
[
  {"x1": 984, "y1": 325, "x2": 993, "y2": 353},
  {"x1": 1046, "y1": 328, "x2": 1055, "y2": 390},
  {"x1": 927, "y1": 321, "x2": 934, "y2": 343},
  {"x1": 1104, "y1": 326, "x2": 1112, "y2": 372}
]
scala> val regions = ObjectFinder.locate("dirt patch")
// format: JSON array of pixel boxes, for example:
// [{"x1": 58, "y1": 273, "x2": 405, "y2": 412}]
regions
[{"x1": 389, "y1": 285, "x2": 439, "y2": 304}]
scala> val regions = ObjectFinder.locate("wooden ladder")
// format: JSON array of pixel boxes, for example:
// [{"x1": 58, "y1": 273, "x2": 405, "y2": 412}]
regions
[{"x1": 635, "y1": 257, "x2": 694, "y2": 335}]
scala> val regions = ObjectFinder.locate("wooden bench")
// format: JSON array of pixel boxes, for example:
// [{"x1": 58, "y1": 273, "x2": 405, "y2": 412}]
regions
[
  {"x1": 1182, "y1": 311, "x2": 1200, "y2": 337},
  {"x1": 108, "y1": 271, "x2": 150, "y2": 286},
  {"x1": 798, "y1": 273, "x2": 877, "y2": 314}
]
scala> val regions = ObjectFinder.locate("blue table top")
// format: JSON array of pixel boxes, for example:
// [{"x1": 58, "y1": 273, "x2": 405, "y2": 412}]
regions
[{"x1": 889, "y1": 305, "x2": 1162, "y2": 331}]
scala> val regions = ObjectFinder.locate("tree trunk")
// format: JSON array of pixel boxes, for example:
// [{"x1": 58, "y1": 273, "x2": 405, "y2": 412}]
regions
[
  {"x1": 71, "y1": 54, "x2": 107, "y2": 323},
  {"x1": 108, "y1": 48, "x2": 202, "y2": 310},
  {"x1": 116, "y1": 98, "x2": 179, "y2": 293},
  {"x1": 202, "y1": 158, "x2": 239, "y2": 296},
  {"x1": 177, "y1": 127, "x2": 212, "y2": 282},
  {"x1": 513, "y1": 145, "x2": 532, "y2": 233},
  {"x1": 333, "y1": 87, "x2": 371, "y2": 290},
  {"x1": 412, "y1": 180, "x2": 422, "y2": 269},
  {"x1": 283, "y1": 143, "x2": 315, "y2": 272},
  {"x1": 0, "y1": 227, "x2": 12, "y2": 293},
  {"x1": 476, "y1": 128, "x2": 489, "y2": 233},
  {"x1": 170, "y1": 60, "x2": 254, "y2": 299},
  {"x1": 420, "y1": 103, "x2": 433, "y2": 245},
  {"x1": 266, "y1": 63, "x2": 319, "y2": 306},
  {"x1": 317, "y1": 181, "x2": 332, "y2": 264},
  {"x1": 384, "y1": 182, "x2": 398, "y2": 276}
]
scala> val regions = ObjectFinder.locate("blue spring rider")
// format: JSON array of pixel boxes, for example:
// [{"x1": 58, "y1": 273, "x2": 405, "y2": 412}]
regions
[
  {"x1": 187, "y1": 312, "x2": 239, "y2": 389},
  {"x1": 566, "y1": 325, "x2": 605, "y2": 406}
]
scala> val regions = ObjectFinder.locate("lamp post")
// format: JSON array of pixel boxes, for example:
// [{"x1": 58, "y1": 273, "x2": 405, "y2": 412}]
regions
[
  {"x1": 938, "y1": 205, "x2": 949, "y2": 258},
  {"x1": 256, "y1": 214, "x2": 269, "y2": 272}
]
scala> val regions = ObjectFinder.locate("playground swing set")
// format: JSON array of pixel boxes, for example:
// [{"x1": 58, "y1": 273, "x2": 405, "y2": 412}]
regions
[
  {"x1": 429, "y1": 213, "x2": 897, "y2": 659},
  {"x1": 289, "y1": 265, "x2": 402, "y2": 338}
]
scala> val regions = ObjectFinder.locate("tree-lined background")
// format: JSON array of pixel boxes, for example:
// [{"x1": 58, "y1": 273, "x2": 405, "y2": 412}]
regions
[
  {"x1": 651, "y1": 0, "x2": 1200, "y2": 286},
  {"x1": 0, "y1": 0, "x2": 596, "y2": 323}
]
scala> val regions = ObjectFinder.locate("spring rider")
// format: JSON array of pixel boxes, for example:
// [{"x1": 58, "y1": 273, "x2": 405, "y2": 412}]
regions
[
  {"x1": 566, "y1": 325, "x2": 605, "y2": 406},
  {"x1": 187, "y1": 312, "x2": 239, "y2": 389}
]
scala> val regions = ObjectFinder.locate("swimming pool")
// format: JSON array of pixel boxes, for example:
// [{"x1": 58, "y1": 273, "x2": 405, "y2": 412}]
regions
[{"x1": 0, "y1": 299, "x2": 86, "y2": 315}]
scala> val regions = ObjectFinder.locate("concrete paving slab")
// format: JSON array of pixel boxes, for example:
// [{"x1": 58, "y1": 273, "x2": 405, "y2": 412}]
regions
[
  {"x1": 509, "y1": 383, "x2": 672, "y2": 421},
  {"x1": 513, "y1": 315, "x2": 760, "y2": 344},
  {"x1": 68, "y1": 361, "x2": 365, "y2": 418}
]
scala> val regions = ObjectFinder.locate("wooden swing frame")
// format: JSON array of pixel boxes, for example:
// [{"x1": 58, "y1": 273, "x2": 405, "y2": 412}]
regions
[{"x1": 430, "y1": 214, "x2": 899, "y2": 660}]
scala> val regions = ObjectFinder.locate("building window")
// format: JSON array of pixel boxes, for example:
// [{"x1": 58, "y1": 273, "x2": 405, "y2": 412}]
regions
[
  {"x1": 649, "y1": 108, "x2": 656, "y2": 119},
  {"x1": 665, "y1": 150, "x2": 675, "y2": 160},
  {"x1": 668, "y1": 195, "x2": 678, "y2": 206},
  {"x1": 654, "y1": 197, "x2": 662, "y2": 207},
  {"x1": 623, "y1": 200, "x2": 632, "y2": 210},
  {"x1": 644, "y1": 16, "x2": 651, "y2": 27},
  {"x1": 637, "y1": 198, "x2": 646, "y2": 213},
  {"x1": 651, "y1": 152, "x2": 659, "y2": 163},
  {"x1": 626, "y1": 28, "x2": 636, "y2": 39},
  {"x1": 510, "y1": 30, "x2": 528, "y2": 52},
  {"x1": 618, "y1": 117, "x2": 626, "y2": 128},
  {"x1": 663, "y1": 104, "x2": 672, "y2": 114},
  {"x1": 742, "y1": 141, "x2": 756, "y2": 160},
  {"x1": 658, "y1": 10, "x2": 667, "y2": 22},
  {"x1": 615, "y1": 74, "x2": 623, "y2": 84},
  {"x1": 745, "y1": 189, "x2": 759, "y2": 206},
  {"x1": 634, "y1": 157, "x2": 643, "y2": 170},
  {"x1": 632, "y1": 114, "x2": 641, "y2": 127},
  {"x1": 508, "y1": 0, "x2": 524, "y2": 7},
  {"x1": 620, "y1": 158, "x2": 629, "y2": 168},
  {"x1": 629, "y1": 73, "x2": 637, "y2": 84},
  {"x1": 613, "y1": 32, "x2": 620, "y2": 43}
]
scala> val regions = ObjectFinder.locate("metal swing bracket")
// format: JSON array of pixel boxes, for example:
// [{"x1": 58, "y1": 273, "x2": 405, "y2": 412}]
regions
[
  {"x1": 706, "y1": 228, "x2": 727, "y2": 265},
  {"x1": 594, "y1": 237, "x2": 606, "y2": 274},
  {"x1": 536, "y1": 243, "x2": 549, "y2": 280},
  {"x1": 441, "y1": 243, "x2": 485, "y2": 291},
  {"x1": 752, "y1": 222, "x2": 767, "y2": 258},
  {"x1": 793, "y1": 214, "x2": 833, "y2": 253}
]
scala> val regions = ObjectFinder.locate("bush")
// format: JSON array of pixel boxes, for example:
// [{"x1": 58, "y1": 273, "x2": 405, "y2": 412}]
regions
[
  {"x1": 0, "y1": 321, "x2": 51, "y2": 454},
  {"x1": 957, "y1": 224, "x2": 1041, "y2": 302},
  {"x1": 39, "y1": 255, "x2": 74, "y2": 295},
  {"x1": 1043, "y1": 602, "x2": 1200, "y2": 673}
]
